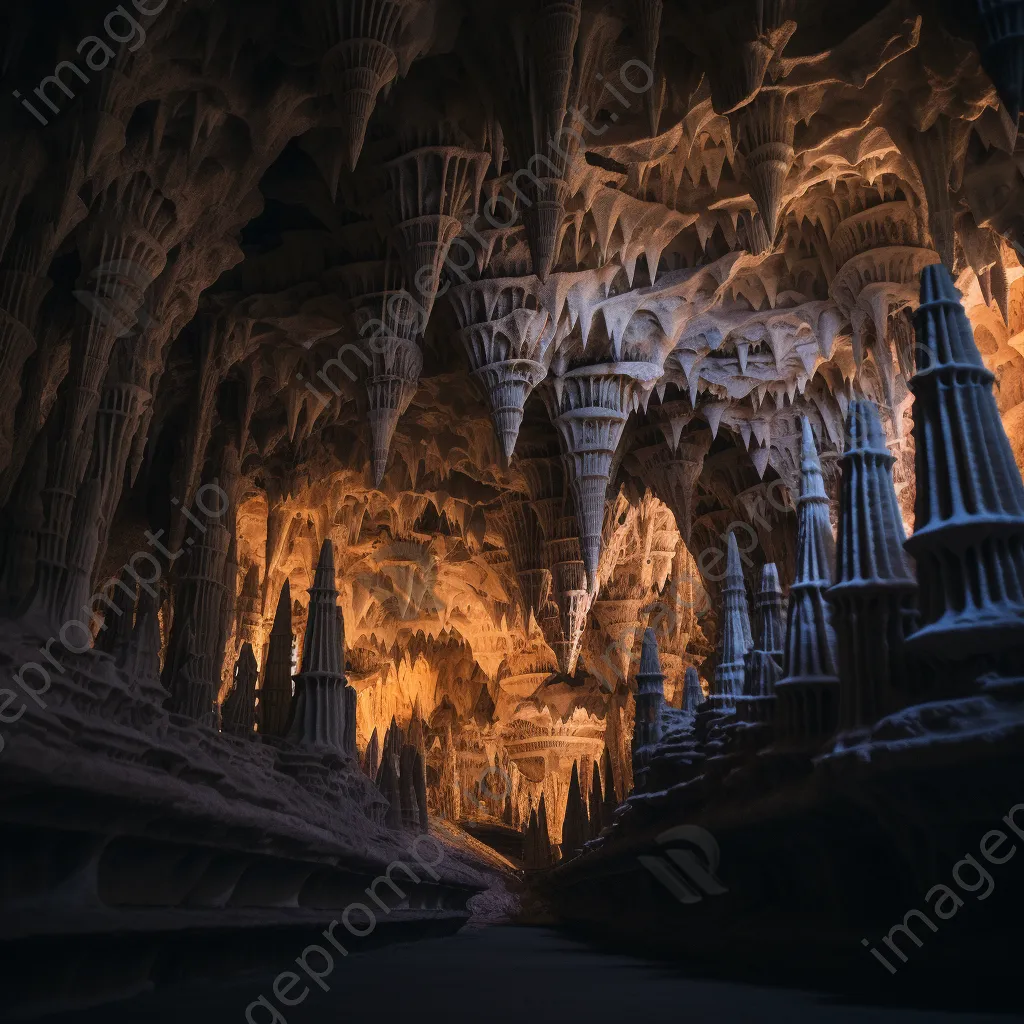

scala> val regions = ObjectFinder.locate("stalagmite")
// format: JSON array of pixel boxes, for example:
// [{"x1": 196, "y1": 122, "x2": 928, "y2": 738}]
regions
[
  {"x1": 117, "y1": 587, "x2": 167, "y2": 710},
  {"x1": 222, "y1": 643, "x2": 259, "y2": 737},
  {"x1": 905, "y1": 265, "x2": 1024, "y2": 682},
  {"x1": 739, "y1": 564, "x2": 785, "y2": 722},
  {"x1": 588, "y1": 759, "x2": 603, "y2": 838},
  {"x1": 259, "y1": 582, "x2": 294, "y2": 739},
  {"x1": 560, "y1": 760, "x2": 589, "y2": 859},
  {"x1": 631, "y1": 627, "x2": 665, "y2": 789},
  {"x1": 537, "y1": 792, "x2": 552, "y2": 865},
  {"x1": 681, "y1": 665, "x2": 704, "y2": 713},
  {"x1": 286, "y1": 540, "x2": 354, "y2": 755},
  {"x1": 775, "y1": 419, "x2": 840, "y2": 745},
  {"x1": 363, "y1": 726, "x2": 381, "y2": 778},
  {"x1": 711, "y1": 533, "x2": 753, "y2": 709},
  {"x1": 830, "y1": 400, "x2": 918, "y2": 728}
]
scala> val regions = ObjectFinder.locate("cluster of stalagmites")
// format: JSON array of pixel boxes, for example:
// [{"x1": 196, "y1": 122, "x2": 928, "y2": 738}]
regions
[
  {"x1": 613, "y1": 265, "x2": 1024, "y2": 810},
  {"x1": 521, "y1": 745, "x2": 617, "y2": 867}
]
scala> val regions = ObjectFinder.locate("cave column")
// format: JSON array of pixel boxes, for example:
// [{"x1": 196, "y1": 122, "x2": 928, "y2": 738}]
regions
[{"x1": 31, "y1": 175, "x2": 174, "y2": 621}]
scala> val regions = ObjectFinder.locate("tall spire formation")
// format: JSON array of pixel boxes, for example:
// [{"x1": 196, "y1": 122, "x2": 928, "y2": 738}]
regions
[
  {"x1": 259, "y1": 580, "x2": 294, "y2": 738},
  {"x1": 775, "y1": 418, "x2": 840, "y2": 745},
  {"x1": 631, "y1": 627, "x2": 665, "y2": 789},
  {"x1": 712, "y1": 532, "x2": 753, "y2": 709},
  {"x1": 830, "y1": 400, "x2": 918, "y2": 728},
  {"x1": 905, "y1": 264, "x2": 1024, "y2": 680},
  {"x1": 740, "y1": 563, "x2": 785, "y2": 721},
  {"x1": 286, "y1": 540, "x2": 355, "y2": 755}
]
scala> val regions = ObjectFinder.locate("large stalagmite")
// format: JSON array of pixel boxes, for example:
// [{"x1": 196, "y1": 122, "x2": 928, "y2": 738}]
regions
[
  {"x1": 286, "y1": 540, "x2": 354, "y2": 755},
  {"x1": 830, "y1": 400, "x2": 918, "y2": 728},
  {"x1": 905, "y1": 265, "x2": 1024, "y2": 682},
  {"x1": 775, "y1": 420, "x2": 840, "y2": 744}
]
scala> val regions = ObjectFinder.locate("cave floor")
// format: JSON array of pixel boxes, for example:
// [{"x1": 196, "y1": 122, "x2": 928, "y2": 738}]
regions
[{"x1": 33, "y1": 925, "x2": 1021, "y2": 1024}]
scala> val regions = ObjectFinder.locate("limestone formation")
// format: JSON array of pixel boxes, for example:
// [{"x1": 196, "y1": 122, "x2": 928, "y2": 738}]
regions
[
  {"x1": 560, "y1": 760, "x2": 589, "y2": 859},
  {"x1": 2, "y1": 3, "x2": 1024, "y2": 995},
  {"x1": 905, "y1": 264, "x2": 1024, "y2": 682},
  {"x1": 712, "y1": 534, "x2": 753, "y2": 709},
  {"x1": 681, "y1": 666, "x2": 704, "y2": 714},
  {"x1": 221, "y1": 643, "x2": 259, "y2": 737},
  {"x1": 259, "y1": 582, "x2": 294, "y2": 739},
  {"x1": 286, "y1": 540, "x2": 352, "y2": 755},
  {"x1": 831, "y1": 401, "x2": 918, "y2": 728},
  {"x1": 739, "y1": 563, "x2": 785, "y2": 722},
  {"x1": 631, "y1": 627, "x2": 665, "y2": 785},
  {"x1": 775, "y1": 420, "x2": 840, "y2": 745}
]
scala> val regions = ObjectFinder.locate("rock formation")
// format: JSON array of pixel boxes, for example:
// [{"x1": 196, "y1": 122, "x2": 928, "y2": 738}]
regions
[
  {"x1": 2, "y1": 2, "x2": 1024, "y2": 1010},
  {"x1": 830, "y1": 400, "x2": 918, "y2": 728},
  {"x1": 775, "y1": 420, "x2": 840, "y2": 745}
]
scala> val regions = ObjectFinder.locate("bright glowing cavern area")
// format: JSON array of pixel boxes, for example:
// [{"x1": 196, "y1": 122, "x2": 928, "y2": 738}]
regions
[{"x1": 1, "y1": 1, "x2": 1024, "y2": 1021}]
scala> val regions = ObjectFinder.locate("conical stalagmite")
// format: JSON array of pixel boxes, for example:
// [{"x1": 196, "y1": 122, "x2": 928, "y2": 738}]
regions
[
  {"x1": 905, "y1": 264, "x2": 1024, "y2": 681},
  {"x1": 287, "y1": 540, "x2": 353, "y2": 755},
  {"x1": 222, "y1": 643, "x2": 259, "y2": 737},
  {"x1": 830, "y1": 400, "x2": 918, "y2": 727},
  {"x1": 589, "y1": 760, "x2": 603, "y2": 838},
  {"x1": 363, "y1": 726, "x2": 381, "y2": 779},
  {"x1": 259, "y1": 581, "x2": 294, "y2": 738},
  {"x1": 632, "y1": 627, "x2": 665, "y2": 789},
  {"x1": 601, "y1": 745, "x2": 617, "y2": 821},
  {"x1": 776, "y1": 419, "x2": 840, "y2": 745},
  {"x1": 524, "y1": 808, "x2": 540, "y2": 867},
  {"x1": 740, "y1": 564, "x2": 785, "y2": 721},
  {"x1": 376, "y1": 751, "x2": 403, "y2": 830},
  {"x1": 537, "y1": 792, "x2": 552, "y2": 866},
  {"x1": 118, "y1": 587, "x2": 167, "y2": 708},
  {"x1": 560, "y1": 760, "x2": 589, "y2": 859},
  {"x1": 712, "y1": 533, "x2": 753, "y2": 709},
  {"x1": 681, "y1": 665, "x2": 704, "y2": 713}
]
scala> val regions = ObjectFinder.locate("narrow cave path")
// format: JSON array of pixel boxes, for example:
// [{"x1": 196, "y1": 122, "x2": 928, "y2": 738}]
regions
[{"x1": 35, "y1": 925, "x2": 1021, "y2": 1024}]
